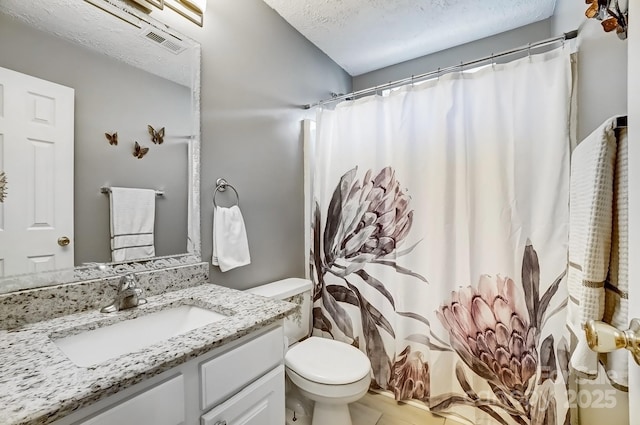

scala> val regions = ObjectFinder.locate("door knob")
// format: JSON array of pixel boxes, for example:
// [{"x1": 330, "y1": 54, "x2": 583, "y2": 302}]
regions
[
  {"x1": 585, "y1": 319, "x2": 640, "y2": 365},
  {"x1": 57, "y1": 236, "x2": 71, "y2": 247}
]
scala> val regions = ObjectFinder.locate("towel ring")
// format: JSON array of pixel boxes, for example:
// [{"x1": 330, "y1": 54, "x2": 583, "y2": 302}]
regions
[{"x1": 213, "y1": 178, "x2": 240, "y2": 207}]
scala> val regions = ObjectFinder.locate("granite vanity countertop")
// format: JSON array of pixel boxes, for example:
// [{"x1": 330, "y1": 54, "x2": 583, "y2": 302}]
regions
[{"x1": 0, "y1": 283, "x2": 296, "y2": 425}]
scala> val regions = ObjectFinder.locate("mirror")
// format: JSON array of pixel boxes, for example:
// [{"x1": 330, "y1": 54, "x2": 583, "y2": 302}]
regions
[{"x1": 0, "y1": 0, "x2": 201, "y2": 293}]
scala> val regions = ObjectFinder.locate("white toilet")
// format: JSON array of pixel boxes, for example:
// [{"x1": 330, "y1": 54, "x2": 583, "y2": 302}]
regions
[{"x1": 247, "y1": 278, "x2": 371, "y2": 425}]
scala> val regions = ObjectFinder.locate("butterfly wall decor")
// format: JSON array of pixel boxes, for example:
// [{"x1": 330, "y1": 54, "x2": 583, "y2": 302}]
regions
[
  {"x1": 105, "y1": 132, "x2": 118, "y2": 146},
  {"x1": 133, "y1": 141, "x2": 150, "y2": 159},
  {"x1": 148, "y1": 125, "x2": 165, "y2": 145}
]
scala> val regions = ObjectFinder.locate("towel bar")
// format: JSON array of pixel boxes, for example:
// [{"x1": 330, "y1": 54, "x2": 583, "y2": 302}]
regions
[
  {"x1": 213, "y1": 178, "x2": 239, "y2": 207},
  {"x1": 101, "y1": 187, "x2": 164, "y2": 197}
]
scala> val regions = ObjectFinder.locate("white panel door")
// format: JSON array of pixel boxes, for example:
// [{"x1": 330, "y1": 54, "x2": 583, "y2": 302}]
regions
[
  {"x1": 627, "y1": 2, "x2": 639, "y2": 424},
  {"x1": 0, "y1": 66, "x2": 74, "y2": 276}
]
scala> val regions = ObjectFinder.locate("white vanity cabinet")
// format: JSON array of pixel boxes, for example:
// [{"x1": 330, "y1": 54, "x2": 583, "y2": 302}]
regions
[
  {"x1": 52, "y1": 324, "x2": 285, "y2": 425},
  {"x1": 199, "y1": 323, "x2": 285, "y2": 425},
  {"x1": 200, "y1": 366, "x2": 285, "y2": 425},
  {"x1": 77, "y1": 376, "x2": 186, "y2": 425}
]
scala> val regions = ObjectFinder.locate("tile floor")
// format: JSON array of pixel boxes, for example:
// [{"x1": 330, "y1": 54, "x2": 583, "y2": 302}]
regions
[{"x1": 357, "y1": 391, "x2": 463, "y2": 425}]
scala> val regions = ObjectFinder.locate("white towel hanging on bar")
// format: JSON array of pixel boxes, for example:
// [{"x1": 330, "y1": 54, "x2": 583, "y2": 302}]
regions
[
  {"x1": 109, "y1": 187, "x2": 157, "y2": 262},
  {"x1": 212, "y1": 205, "x2": 250, "y2": 272},
  {"x1": 567, "y1": 116, "x2": 629, "y2": 390}
]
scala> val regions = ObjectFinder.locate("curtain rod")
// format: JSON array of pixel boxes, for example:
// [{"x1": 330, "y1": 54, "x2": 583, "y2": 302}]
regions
[{"x1": 304, "y1": 29, "x2": 578, "y2": 109}]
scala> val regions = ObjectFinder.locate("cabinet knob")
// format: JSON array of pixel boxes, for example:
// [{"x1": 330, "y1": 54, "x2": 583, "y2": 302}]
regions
[{"x1": 214, "y1": 421, "x2": 227, "y2": 425}]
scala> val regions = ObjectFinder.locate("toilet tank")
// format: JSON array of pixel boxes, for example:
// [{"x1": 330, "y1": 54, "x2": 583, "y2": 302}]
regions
[{"x1": 246, "y1": 278, "x2": 313, "y2": 345}]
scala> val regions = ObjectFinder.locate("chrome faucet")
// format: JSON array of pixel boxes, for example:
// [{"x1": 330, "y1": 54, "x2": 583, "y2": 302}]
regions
[{"x1": 100, "y1": 273, "x2": 147, "y2": 313}]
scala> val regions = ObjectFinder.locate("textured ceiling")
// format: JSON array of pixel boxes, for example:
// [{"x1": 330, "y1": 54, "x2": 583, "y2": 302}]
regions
[
  {"x1": 0, "y1": 0, "x2": 197, "y2": 87},
  {"x1": 262, "y1": 0, "x2": 557, "y2": 76}
]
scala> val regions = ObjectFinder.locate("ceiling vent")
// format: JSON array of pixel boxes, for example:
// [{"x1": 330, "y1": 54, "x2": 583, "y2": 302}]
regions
[{"x1": 140, "y1": 27, "x2": 187, "y2": 54}]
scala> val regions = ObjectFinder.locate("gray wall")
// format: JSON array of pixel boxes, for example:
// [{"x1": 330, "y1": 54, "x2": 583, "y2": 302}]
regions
[
  {"x1": 0, "y1": 15, "x2": 192, "y2": 265},
  {"x1": 175, "y1": 0, "x2": 627, "y2": 290},
  {"x1": 353, "y1": 20, "x2": 553, "y2": 90},
  {"x1": 165, "y1": 0, "x2": 351, "y2": 289},
  {"x1": 353, "y1": 5, "x2": 628, "y2": 143},
  {"x1": 552, "y1": 0, "x2": 627, "y2": 142}
]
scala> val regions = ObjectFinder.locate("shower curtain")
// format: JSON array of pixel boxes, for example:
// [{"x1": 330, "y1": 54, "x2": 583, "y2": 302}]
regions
[{"x1": 310, "y1": 47, "x2": 572, "y2": 425}]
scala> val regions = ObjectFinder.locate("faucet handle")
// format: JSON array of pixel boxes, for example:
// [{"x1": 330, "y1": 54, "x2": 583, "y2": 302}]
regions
[
  {"x1": 118, "y1": 273, "x2": 138, "y2": 290},
  {"x1": 101, "y1": 273, "x2": 146, "y2": 313},
  {"x1": 136, "y1": 290, "x2": 148, "y2": 306},
  {"x1": 134, "y1": 285, "x2": 147, "y2": 305}
]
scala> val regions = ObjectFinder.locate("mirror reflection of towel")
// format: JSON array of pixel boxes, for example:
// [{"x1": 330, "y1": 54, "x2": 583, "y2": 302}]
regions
[
  {"x1": 212, "y1": 205, "x2": 250, "y2": 272},
  {"x1": 109, "y1": 187, "x2": 156, "y2": 262}
]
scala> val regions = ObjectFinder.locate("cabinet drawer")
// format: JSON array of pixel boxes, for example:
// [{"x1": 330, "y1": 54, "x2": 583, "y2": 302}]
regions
[
  {"x1": 200, "y1": 326, "x2": 283, "y2": 410},
  {"x1": 201, "y1": 365, "x2": 285, "y2": 425},
  {"x1": 79, "y1": 375, "x2": 184, "y2": 425}
]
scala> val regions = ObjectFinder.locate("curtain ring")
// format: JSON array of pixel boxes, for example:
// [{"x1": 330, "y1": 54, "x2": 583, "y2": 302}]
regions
[
  {"x1": 437, "y1": 67, "x2": 441, "y2": 80},
  {"x1": 528, "y1": 43, "x2": 532, "y2": 60},
  {"x1": 459, "y1": 61, "x2": 464, "y2": 74},
  {"x1": 491, "y1": 53, "x2": 495, "y2": 70},
  {"x1": 411, "y1": 75, "x2": 415, "y2": 87}
]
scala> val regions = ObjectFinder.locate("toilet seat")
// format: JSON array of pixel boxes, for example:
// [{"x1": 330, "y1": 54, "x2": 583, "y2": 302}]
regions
[{"x1": 285, "y1": 337, "x2": 371, "y2": 385}]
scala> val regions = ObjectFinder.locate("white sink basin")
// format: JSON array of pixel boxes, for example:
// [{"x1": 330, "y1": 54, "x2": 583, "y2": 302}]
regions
[{"x1": 52, "y1": 305, "x2": 227, "y2": 367}]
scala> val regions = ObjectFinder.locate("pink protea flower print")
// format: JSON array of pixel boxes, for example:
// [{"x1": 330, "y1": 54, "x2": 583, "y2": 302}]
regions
[
  {"x1": 323, "y1": 166, "x2": 413, "y2": 277},
  {"x1": 311, "y1": 166, "x2": 427, "y2": 389},
  {"x1": 390, "y1": 346, "x2": 430, "y2": 402},
  {"x1": 436, "y1": 274, "x2": 538, "y2": 400}
]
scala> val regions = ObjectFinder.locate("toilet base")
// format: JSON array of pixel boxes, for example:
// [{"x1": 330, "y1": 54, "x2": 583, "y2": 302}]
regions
[
  {"x1": 286, "y1": 404, "x2": 358, "y2": 425},
  {"x1": 285, "y1": 375, "x2": 314, "y2": 418},
  {"x1": 285, "y1": 407, "x2": 311, "y2": 425},
  {"x1": 286, "y1": 365, "x2": 370, "y2": 425},
  {"x1": 311, "y1": 401, "x2": 353, "y2": 425}
]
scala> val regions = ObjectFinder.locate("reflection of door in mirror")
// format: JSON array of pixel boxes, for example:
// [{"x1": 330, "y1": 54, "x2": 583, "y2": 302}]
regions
[
  {"x1": 0, "y1": 66, "x2": 74, "y2": 276},
  {"x1": 0, "y1": 0, "x2": 201, "y2": 293}
]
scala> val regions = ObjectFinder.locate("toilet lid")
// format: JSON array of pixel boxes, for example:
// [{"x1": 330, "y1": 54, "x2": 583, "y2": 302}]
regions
[{"x1": 285, "y1": 337, "x2": 371, "y2": 385}]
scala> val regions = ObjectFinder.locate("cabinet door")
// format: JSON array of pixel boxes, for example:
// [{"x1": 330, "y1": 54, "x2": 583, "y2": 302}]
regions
[
  {"x1": 200, "y1": 326, "x2": 284, "y2": 411},
  {"x1": 201, "y1": 366, "x2": 284, "y2": 425},
  {"x1": 79, "y1": 375, "x2": 185, "y2": 425}
]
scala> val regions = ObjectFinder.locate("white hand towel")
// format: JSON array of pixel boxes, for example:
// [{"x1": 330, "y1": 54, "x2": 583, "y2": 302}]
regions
[
  {"x1": 109, "y1": 187, "x2": 156, "y2": 262},
  {"x1": 212, "y1": 205, "x2": 250, "y2": 272}
]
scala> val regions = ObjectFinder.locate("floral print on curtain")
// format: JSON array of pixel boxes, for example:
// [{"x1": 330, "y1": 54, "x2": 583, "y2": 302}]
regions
[
  {"x1": 311, "y1": 166, "x2": 570, "y2": 425},
  {"x1": 311, "y1": 166, "x2": 429, "y2": 389},
  {"x1": 310, "y1": 47, "x2": 572, "y2": 425}
]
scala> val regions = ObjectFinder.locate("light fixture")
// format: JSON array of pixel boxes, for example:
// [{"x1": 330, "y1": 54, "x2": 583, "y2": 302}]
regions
[
  {"x1": 164, "y1": 0, "x2": 206, "y2": 27},
  {"x1": 181, "y1": 0, "x2": 206, "y2": 14},
  {"x1": 128, "y1": 0, "x2": 163, "y2": 12},
  {"x1": 88, "y1": 0, "x2": 206, "y2": 28},
  {"x1": 84, "y1": 0, "x2": 143, "y2": 29}
]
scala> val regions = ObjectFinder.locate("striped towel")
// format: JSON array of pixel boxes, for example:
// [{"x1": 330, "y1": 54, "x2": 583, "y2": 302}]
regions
[
  {"x1": 567, "y1": 117, "x2": 628, "y2": 391},
  {"x1": 109, "y1": 187, "x2": 156, "y2": 262}
]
